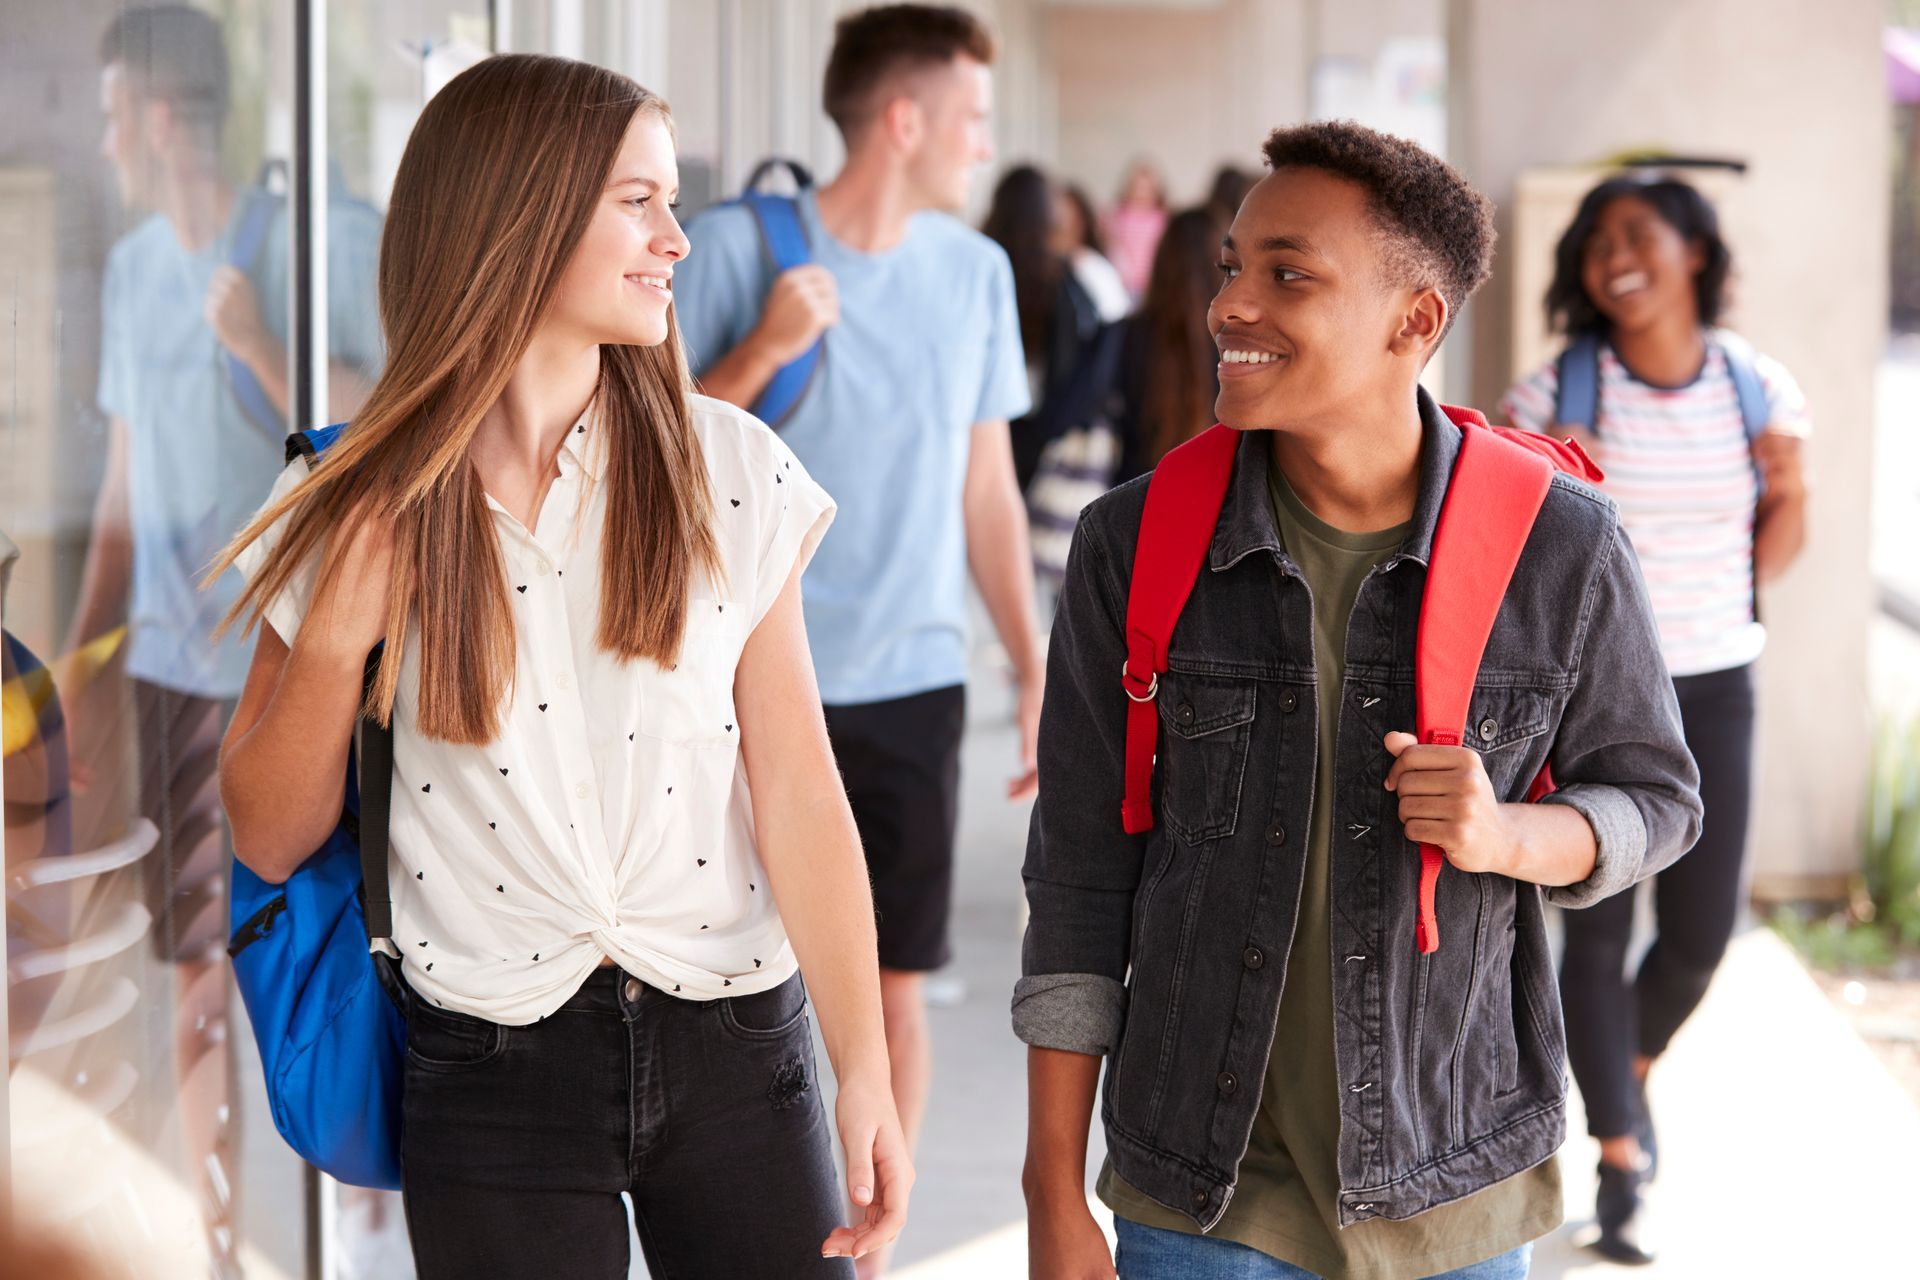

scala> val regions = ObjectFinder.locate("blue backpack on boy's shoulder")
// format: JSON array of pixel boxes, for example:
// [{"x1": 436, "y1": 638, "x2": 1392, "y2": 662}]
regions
[
  {"x1": 730, "y1": 157, "x2": 823, "y2": 429},
  {"x1": 226, "y1": 422, "x2": 405, "y2": 1189}
]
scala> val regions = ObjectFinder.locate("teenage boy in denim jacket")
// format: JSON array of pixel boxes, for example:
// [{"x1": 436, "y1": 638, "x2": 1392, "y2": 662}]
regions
[{"x1": 1015, "y1": 122, "x2": 1703, "y2": 1280}]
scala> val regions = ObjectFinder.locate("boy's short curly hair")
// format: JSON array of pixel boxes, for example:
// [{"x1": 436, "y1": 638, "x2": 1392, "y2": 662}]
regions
[{"x1": 1261, "y1": 120, "x2": 1496, "y2": 322}]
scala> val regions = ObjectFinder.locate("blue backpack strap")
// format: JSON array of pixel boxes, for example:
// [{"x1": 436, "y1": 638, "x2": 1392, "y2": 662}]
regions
[
  {"x1": 738, "y1": 192, "x2": 822, "y2": 429},
  {"x1": 285, "y1": 421, "x2": 348, "y2": 465},
  {"x1": 1553, "y1": 331, "x2": 1604, "y2": 432},
  {"x1": 225, "y1": 188, "x2": 286, "y2": 443},
  {"x1": 1713, "y1": 330, "x2": 1772, "y2": 442},
  {"x1": 283, "y1": 420, "x2": 395, "y2": 943}
]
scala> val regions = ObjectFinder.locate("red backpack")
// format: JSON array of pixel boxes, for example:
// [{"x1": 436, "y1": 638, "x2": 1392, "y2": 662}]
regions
[{"x1": 1118, "y1": 406, "x2": 1601, "y2": 954}]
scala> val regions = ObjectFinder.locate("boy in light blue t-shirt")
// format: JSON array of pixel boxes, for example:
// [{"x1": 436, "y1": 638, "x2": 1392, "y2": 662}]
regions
[{"x1": 674, "y1": 9, "x2": 1041, "y2": 1272}]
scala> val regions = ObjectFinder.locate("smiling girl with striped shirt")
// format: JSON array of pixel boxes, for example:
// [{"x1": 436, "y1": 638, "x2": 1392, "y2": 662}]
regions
[{"x1": 1501, "y1": 173, "x2": 1811, "y2": 1267}]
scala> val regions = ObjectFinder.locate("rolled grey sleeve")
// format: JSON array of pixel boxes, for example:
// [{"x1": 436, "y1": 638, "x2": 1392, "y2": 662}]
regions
[
  {"x1": 1012, "y1": 972, "x2": 1128, "y2": 1056},
  {"x1": 1012, "y1": 504, "x2": 1153, "y2": 1055},
  {"x1": 1543, "y1": 518, "x2": 1703, "y2": 910}
]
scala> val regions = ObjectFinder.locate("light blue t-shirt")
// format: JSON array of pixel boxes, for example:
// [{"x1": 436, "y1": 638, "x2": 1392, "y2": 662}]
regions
[
  {"x1": 675, "y1": 190, "x2": 1030, "y2": 705},
  {"x1": 96, "y1": 190, "x2": 384, "y2": 698}
]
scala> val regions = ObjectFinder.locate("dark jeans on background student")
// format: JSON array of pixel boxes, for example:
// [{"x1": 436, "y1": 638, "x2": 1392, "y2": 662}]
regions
[
  {"x1": 1559, "y1": 662, "x2": 1756, "y2": 1139},
  {"x1": 393, "y1": 965, "x2": 853, "y2": 1279}
]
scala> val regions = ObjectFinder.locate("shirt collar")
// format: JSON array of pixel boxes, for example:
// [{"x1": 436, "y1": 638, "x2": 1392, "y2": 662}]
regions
[
  {"x1": 556, "y1": 400, "x2": 601, "y2": 480},
  {"x1": 1207, "y1": 386, "x2": 1462, "y2": 575}
]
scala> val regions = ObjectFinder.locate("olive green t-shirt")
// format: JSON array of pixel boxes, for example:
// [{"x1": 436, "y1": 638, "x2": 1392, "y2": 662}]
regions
[{"x1": 1099, "y1": 457, "x2": 1562, "y2": 1280}]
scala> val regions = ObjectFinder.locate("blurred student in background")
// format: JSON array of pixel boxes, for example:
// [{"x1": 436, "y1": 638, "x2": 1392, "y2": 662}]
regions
[{"x1": 1502, "y1": 172, "x2": 1811, "y2": 1267}]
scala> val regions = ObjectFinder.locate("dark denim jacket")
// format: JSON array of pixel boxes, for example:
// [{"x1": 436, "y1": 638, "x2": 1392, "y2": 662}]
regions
[{"x1": 1013, "y1": 393, "x2": 1702, "y2": 1230}]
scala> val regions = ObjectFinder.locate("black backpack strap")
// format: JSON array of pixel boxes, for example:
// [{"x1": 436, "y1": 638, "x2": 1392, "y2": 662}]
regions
[{"x1": 357, "y1": 648, "x2": 397, "y2": 950}]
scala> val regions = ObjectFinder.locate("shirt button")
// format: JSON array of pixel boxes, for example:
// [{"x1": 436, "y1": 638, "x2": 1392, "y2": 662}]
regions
[
  {"x1": 1265, "y1": 823, "x2": 1287, "y2": 846},
  {"x1": 537, "y1": 562, "x2": 551, "y2": 576},
  {"x1": 1216, "y1": 1072, "x2": 1237, "y2": 1095},
  {"x1": 1479, "y1": 718, "x2": 1499, "y2": 742},
  {"x1": 623, "y1": 978, "x2": 642, "y2": 1002},
  {"x1": 1281, "y1": 690, "x2": 1299, "y2": 714},
  {"x1": 556, "y1": 672, "x2": 571, "y2": 691},
  {"x1": 1243, "y1": 946, "x2": 1265, "y2": 970},
  {"x1": 575, "y1": 783, "x2": 590, "y2": 800}
]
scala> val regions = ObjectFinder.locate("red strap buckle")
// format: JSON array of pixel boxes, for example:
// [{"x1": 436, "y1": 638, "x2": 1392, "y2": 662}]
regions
[{"x1": 1122, "y1": 661, "x2": 1158, "y2": 703}]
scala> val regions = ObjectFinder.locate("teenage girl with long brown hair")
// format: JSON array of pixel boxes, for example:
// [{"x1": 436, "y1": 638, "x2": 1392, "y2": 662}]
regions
[{"x1": 209, "y1": 54, "x2": 909, "y2": 1278}]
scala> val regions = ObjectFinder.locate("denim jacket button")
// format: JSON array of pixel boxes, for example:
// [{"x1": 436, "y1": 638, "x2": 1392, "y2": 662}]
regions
[
  {"x1": 1192, "y1": 1189, "x2": 1210, "y2": 1209},
  {"x1": 1265, "y1": 824, "x2": 1287, "y2": 846},
  {"x1": 1176, "y1": 702, "x2": 1196, "y2": 725},
  {"x1": 1243, "y1": 946, "x2": 1265, "y2": 970},
  {"x1": 1479, "y1": 717, "x2": 1498, "y2": 742},
  {"x1": 1216, "y1": 1072, "x2": 1238, "y2": 1095},
  {"x1": 1281, "y1": 690, "x2": 1299, "y2": 713}
]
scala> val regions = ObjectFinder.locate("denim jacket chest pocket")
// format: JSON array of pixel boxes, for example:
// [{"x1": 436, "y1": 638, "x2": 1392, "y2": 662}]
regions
[
  {"x1": 1459, "y1": 683, "x2": 1557, "y2": 800},
  {"x1": 1154, "y1": 671, "x2": 1258, "y2": 847}
]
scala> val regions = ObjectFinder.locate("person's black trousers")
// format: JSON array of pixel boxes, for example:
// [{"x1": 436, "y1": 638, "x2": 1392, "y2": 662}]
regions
[
  {"x1": 393, "y1": 965, "x2": 854, "y2": 1279},
  {"x1": 1559, "y1": 662, "x2": 1756, "y2": 1139}
]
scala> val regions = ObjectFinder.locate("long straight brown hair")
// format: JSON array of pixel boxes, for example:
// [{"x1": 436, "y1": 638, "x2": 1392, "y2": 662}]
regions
[
  {"x1": 1142, "y1": 207, "x2": 1228, "y2": 467},
  {"x1": 209, "y1": 55, "x2": 720, "y2": 745}
]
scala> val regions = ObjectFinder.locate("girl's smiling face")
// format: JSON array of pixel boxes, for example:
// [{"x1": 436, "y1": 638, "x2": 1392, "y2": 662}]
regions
[
  {"x1": 546, "y1": 110, "x2": 690, "y2": 349},
  {"x1": 1578, "y1": 194, "x2": 1707, "y2": 336}
]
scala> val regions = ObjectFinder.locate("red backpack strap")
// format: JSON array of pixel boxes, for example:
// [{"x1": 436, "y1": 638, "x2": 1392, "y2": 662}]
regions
[
  {"x1": 1121, "y1": 424, "x2": 1242, "y2": 834},
  {"x1": 1414, "y1": 408, "x2": 1559, "y2": 952}
]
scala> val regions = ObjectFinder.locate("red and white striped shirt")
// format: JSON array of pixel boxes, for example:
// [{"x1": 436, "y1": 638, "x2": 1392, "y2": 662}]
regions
[{"x1": 1501, "y1": 333, "x2": 1811, "y2": 678}]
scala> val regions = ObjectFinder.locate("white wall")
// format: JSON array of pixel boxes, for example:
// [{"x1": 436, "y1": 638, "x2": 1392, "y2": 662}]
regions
[
  {"x1": 1450, "y1": 0, "x2": 1889, "y2": 890},
  {"x1": 1043, "y1": 0, "x2": 1310, "y2": 210}
]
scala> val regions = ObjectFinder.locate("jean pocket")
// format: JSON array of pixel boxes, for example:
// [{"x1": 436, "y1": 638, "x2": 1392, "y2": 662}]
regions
[
  {"x1": 718, "y1": 973, "x2": 809, "y2": 1041},
  {"x1": 1155, "y1": 672, "x2": 1257, "y2": 847},
  {"x1": 405, "y1": 998, "x2": 508, "y2": 1071}
]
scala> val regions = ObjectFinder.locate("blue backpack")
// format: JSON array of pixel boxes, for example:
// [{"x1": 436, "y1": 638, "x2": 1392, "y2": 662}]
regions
[
  {"x1": 1554, "y1": 328, "x2": 1772, "y2": 492},
  {"x1": 733, "y1": 158, "x2": 823, "y2": 428},
  {"x1": 226, "y1": 422, "x2": 405, "y2": 1189}
]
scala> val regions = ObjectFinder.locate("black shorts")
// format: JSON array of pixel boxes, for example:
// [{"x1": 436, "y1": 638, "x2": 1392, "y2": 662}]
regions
[{"x1": 822, "y1": 685, "x2": 966, "y2": 972}]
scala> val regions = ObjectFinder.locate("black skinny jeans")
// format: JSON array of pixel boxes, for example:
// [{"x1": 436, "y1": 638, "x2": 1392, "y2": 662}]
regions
[
  {"x1": 1559, "y1": 662, "x2": 1756, "y2": 1139},
  {"x1": 392, "y1": 965, "x2": 854, "y2": 1279}
]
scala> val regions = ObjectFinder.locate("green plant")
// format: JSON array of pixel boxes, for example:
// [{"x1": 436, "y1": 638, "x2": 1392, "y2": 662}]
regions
[
  {"x1": 1770, "y1": 906, "x2": 1897, "y2": 973},
  {"x1": 1861, "y1": 715, "x2": 1920, "y2": 947}
]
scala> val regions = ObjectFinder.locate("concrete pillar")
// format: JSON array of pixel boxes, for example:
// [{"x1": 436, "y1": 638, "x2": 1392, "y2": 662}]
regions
[{"x1": 1449, "y1": 0, "x2": 1889, "y2": 894}]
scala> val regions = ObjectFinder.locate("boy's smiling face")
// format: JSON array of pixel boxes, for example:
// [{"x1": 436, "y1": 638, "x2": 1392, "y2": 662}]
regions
[{"x1": 1209, "y1": 167, "x2": 1446, "y2": 434}]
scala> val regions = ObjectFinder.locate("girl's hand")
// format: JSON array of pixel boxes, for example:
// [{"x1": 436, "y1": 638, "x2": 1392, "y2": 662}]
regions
[{"x1": 822, "y1": 1078, "x2": 914, "y2": 1262}]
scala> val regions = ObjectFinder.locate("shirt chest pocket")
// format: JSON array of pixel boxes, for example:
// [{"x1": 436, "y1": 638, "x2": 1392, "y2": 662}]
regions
[{"x1": 639, "y1": 600, "x2": 748, "y2": 748}]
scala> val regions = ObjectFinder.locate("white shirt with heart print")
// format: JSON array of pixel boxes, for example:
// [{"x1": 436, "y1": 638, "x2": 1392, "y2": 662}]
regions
[{"x1": 235, "y1": 393, "x2": 835, "y2": 1024}]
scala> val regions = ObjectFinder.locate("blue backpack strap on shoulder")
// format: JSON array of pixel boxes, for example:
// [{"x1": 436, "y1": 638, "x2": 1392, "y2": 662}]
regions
[
  {"x1": 286, "y1": 422, "x2": 397, "y2": 941},
  {"x1": 226, "y1": 188, "x2": 286, "y2": 443},
  {"x1": 1553, "y1": 331, "x2": 1604, "y2": 431},
  {"x1": 738, "y1": 191, "x2": 822, "y2": 429},
  {"x1": 1712, "y1": 330, "x2": 1772, "y2": 442}
]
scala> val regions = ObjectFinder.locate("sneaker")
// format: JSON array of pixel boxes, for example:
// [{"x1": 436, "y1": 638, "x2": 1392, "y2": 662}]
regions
[{"x1": 1591, "y1": 1160, "x2": 1656, "y2": 1266}]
